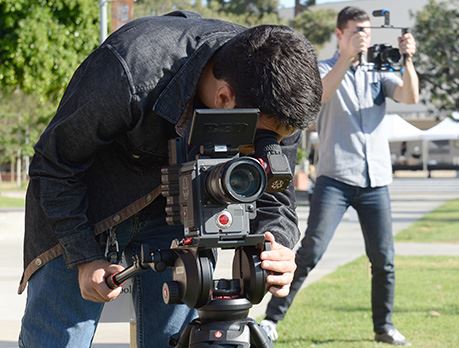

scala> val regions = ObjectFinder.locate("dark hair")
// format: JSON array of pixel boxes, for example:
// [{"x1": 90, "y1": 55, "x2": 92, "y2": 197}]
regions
[
  {"x1": 336, "y1": 6, "x2": 369, "y2": 30},
  {"x1": 212, "y1": 25, "x2": 322, "y2": 130}
]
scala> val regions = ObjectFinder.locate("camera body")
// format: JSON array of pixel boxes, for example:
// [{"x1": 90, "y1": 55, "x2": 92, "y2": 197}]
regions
[
  {"x1": 161, "y1": 109, "x2": 292, "y2": 249},
  {"x1": 170, "y1": 156, "x2": 263, "y2": 247},
  {"x1": 367, "y1": 43, "x2": 402, "y2": 71}
]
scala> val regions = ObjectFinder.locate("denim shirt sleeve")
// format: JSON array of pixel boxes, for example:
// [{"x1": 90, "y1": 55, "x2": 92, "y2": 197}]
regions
[
  {"x1": 29, "y1": 47, "x2": 135, "y2": 267},
  {"x1": 250, "y1": 131, "x2": 301, "y2": 249}
]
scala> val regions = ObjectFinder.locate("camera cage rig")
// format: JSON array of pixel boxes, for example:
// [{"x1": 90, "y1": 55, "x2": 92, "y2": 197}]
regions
[
  {"x1": 357, "y1": 9, "x2": 410, "y2": 72},
  {"x1": 163, "y1": 108, "x2": 266, "y2": 249},
  {"x1": 105, "y1": 109, "x2": 295, "y2": 347}
]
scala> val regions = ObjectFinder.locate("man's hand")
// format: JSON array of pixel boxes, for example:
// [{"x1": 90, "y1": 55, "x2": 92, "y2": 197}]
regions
[
  {"x1": 341, "y1": 29, "x2": 370, "y2": 62},
  {"x1": 260, "y1": 232, "x2": 297, "y2": 297},
  {"x1": 398, "y1": 32, "x2": 416, "y2": 58},
  {"x1": 77, "y1": 259, "x2": 125, "y2": 303}
]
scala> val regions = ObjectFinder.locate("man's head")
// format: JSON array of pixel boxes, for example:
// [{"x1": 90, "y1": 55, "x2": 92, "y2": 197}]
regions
[
  {"x1": 196, "y1": 25, "x2": 322, "y2": 135},
  {"x1": 335, "y1": 6, "x2": 371, "y2": 53}
]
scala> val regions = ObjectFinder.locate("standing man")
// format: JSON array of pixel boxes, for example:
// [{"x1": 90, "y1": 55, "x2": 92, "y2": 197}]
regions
[
  {"x1": 261, "y1": 6, "x2": 418, "y2": 346},
  {"x1": 18, "y1": 11, "x2": 323, "y2": 348}
]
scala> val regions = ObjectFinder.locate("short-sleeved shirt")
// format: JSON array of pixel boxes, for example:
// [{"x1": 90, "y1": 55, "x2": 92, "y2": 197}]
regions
[{"x1": 316, "y1": 52, "x2": 402, "y2": 188}]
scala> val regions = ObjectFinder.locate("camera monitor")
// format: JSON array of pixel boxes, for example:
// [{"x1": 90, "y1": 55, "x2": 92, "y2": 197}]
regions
[{"x1": 188, "y1": 108, "x2": 259, "y2": 148}]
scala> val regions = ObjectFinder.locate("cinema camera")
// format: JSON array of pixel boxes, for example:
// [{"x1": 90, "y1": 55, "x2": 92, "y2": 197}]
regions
[
  {"x1": 107, "y1": 109, "x2": 293, "y2": 347},
  {"x1": 358, "y1": 9, "x2": 409, "y2": 72},
  {"x1": 162, "y1": 108, "x2": 292, "y2": 248}
]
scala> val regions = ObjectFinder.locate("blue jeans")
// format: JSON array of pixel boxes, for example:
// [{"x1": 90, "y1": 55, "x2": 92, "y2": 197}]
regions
[
  {"x1": 266, "y1": 176, "x2": 395, "y2": 333},
  {"x1": 19, "y1": 208, "x2": 196, "y2": 348}
]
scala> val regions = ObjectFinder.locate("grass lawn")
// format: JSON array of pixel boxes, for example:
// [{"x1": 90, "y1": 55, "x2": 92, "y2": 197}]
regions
[
  {"x1": 271, "y1": 256, "x2": 459, "y2": 348},
  {"x1": 0, "y1": 195, "x2": 25, "y2": 208},
  {"x1": 395, "y1": 199, "x2": 459, "y2": 243}
]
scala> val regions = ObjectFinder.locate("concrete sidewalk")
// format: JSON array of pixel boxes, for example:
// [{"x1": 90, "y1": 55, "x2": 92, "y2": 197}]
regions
[{"x1": 0, "y1": 178, "x2": 459, "y2": 348}]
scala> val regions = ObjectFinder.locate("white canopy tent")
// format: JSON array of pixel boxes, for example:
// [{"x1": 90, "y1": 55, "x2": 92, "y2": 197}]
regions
[
  {"x1": 422, "y1": 117, "x2": 459, "y2": 141},
  {"x1": 420, "y1": 117, "x2": 459, "y2": 171},
  {"x1": 307, "y1": 115, "x2": 459, "y2": 173},
  {"x1": 308, "y1": 113, "x2": 424, "y2": 145},
  {"x1": 383, "y1": 114, "x2": 425, "y2": 142}
]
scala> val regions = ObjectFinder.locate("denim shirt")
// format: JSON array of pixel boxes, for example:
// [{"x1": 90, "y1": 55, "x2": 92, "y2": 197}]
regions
[{"x1": 20, "y1": 11, "x2": 301, "y2": 293}]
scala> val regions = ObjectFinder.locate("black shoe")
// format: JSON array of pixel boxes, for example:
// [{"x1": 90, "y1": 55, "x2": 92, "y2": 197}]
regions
[{"x1": 375, "y1": 328, "x2": 411, "y2": 346}]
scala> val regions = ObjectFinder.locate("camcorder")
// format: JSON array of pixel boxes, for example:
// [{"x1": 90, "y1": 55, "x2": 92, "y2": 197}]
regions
[
  {"x1": 107, "y1": 109, "x2": 293, "y2": 347},
  {"x1": 358, "y1": 9, "x2": 409, "y2": 72},
  {"x1": 161, "y1": 108, "x2": 292, "y2": 249}
]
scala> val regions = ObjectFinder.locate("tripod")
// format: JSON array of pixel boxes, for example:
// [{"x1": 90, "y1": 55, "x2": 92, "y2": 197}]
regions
[{"x1": 106, "y1": 238, "x2": 273, "y2": 348}]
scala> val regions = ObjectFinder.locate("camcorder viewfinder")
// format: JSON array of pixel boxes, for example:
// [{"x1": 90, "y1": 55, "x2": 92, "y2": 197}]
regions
[
  {"x1": 161, "y1": 108, "x2": 293, "y2": 249},
  {"x1": 358, "y1": 9, "x2": 409, "y2": 72}
]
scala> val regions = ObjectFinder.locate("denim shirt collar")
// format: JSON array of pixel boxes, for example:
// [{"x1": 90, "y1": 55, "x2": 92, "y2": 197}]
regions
[{"x1": 152, "y1": 31, "x2": 240, "y2": 125}]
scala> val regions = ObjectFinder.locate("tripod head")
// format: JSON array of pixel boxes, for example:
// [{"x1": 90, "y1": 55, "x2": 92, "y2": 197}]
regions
[{"x1": 106, "y1": 239, "x2": 273, "y2": 347}]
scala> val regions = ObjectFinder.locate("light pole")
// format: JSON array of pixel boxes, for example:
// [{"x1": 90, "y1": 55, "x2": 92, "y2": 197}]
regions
[{"x1": 99, "y1": 0, "x2": 108, "y2": 44}]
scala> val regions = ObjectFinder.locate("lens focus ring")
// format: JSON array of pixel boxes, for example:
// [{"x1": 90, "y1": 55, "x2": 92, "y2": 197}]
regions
[{"x1": 206, "y1": 157, "x2": 267, "y2": 204}]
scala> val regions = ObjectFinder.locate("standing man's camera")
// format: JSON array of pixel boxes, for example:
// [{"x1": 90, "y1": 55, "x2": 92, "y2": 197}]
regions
[
  {"x1": 358, "y1": 9, "x2": 409, "y2": 72},
  {"x1": 367, "y1": 43, "x2": 402, "y2": 71}
]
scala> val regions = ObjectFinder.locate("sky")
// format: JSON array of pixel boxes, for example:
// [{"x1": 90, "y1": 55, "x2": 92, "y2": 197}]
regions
[{"x1": 279, "y1": 0, "x2": 346, "y2": 8}]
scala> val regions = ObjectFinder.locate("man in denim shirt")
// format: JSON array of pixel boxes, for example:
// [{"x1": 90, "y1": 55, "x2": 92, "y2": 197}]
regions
[
  {"x1": 18, "y1": 11, "x2": 323, "y2": 348},
  {"x1": 261, "y1": 7, "x2": 418, "y2": 345}
]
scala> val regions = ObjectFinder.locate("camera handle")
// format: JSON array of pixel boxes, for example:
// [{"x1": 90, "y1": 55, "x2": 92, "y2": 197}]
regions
[
  {"x1": 357, "y1": 26, "x2": 365, "y2": 66},
  {"x1": 401, "y1": 27, "x2": 409, "y2": 67},
  {"x1": 106, "y1": 245, "x2": 178, "y2": 289},
  {"x1": 356, "y1": 25, "x2": 410, "y2": 71}
]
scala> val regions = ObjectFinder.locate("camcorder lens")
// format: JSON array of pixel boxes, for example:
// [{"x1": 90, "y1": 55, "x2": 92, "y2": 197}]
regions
[
  {"x1": 229, "y1": 163, "x2": 260, "y2": 198},
  {"x1": 368, "y1": 44, "x2": 401, "y2": 67},
  {"x1": 382, "y1": 47, "x2": 401, "y2": 64},
  {"x1": 206, "y1": 157, "x2": 267, "y2": 204}
]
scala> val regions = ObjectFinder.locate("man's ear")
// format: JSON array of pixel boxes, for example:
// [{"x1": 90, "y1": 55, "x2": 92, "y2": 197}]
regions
[
  {"x1": 214, "y1": 82, "x2": 236, "y2": 109},
  {"x1": 335, "y1": 27, "x2": 343, "y2": 40}
]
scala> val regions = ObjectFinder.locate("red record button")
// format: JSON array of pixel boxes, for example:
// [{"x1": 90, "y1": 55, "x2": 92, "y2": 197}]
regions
[
  {"x1": 219, "y1": 214, "x2": 229, "y2": 225},
  {"x1": 216, "y1": 211, "x2": 232, "y2": 228}
]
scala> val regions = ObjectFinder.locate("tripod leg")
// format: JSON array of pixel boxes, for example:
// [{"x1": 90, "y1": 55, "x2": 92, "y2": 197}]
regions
[{"x1": 248, "y1": 321, "x2": 273, "y2": 348}]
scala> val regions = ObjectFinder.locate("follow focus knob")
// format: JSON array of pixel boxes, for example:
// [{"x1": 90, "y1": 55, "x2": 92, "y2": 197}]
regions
[{"x1": 162, "y1": 281, "x2": 182, "y2": 304}]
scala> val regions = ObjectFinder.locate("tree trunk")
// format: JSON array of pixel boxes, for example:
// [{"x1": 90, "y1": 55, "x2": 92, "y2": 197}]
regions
[
  {"x1": 10, "y1": 156, "x2": 15, "y2": 183},
  {"x1": 295, "y1": 0, "x2": 316, "y2": 16},
  {"x1": 294, "y1": 0, "x2": 303, "y2": 17},
  {"x1": 23, "y1": 154, "x2": 30, "y2": 183},
  {"x1": 16, "y1": 150, "x2": 22, "y2": 187}
]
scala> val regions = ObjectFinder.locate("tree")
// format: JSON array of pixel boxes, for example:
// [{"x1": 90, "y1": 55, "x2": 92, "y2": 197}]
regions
[
  {"x1": 214, "y1": 0, "x2": 280, "y2": 19},
  {"x1": 0, "y1": 0, "x2": 99, "y2": 102},
  {"x1": 294, "y1": 0, "x2": 315, "y2": 17},
  {"x1": 134, "y1": 0, "x2": 284, "y2": 27},
  {"x1": 412, "y1": 0, "x2": 459, "y2": 113},
  {"x1": 134, "y1": 0, "x2": 193, "y2": 17},
  {"x1": 293, "y1": 8, "x2": 336, "y2": 49},
  {"x1": 0, "y1": 91, "x2": 52, "y2": 184},
  {"x1": 0, "y1": 0, "x2": 99, "y2": 182}
]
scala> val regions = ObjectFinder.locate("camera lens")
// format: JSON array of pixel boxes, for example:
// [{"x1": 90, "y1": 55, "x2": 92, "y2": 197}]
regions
[
  {"x1": 229, "y1": 163, "x2": 261, "y2": 197},
  {"x1": 381, "y1": 47, "x2": 401, "y2": 64},
  {"x1": 206, "y1": 157, "x2": 267, "y2": 204}
]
